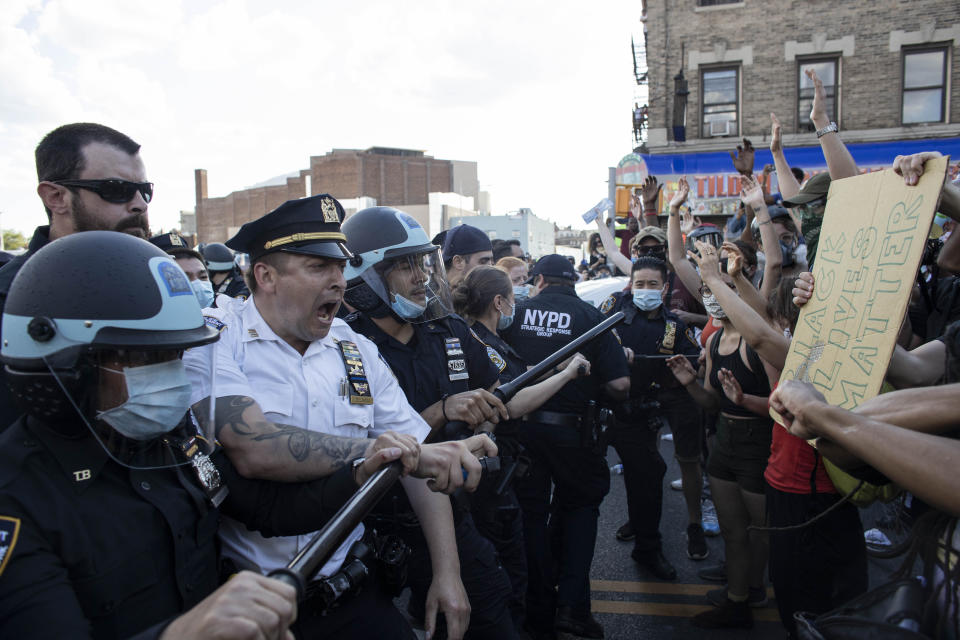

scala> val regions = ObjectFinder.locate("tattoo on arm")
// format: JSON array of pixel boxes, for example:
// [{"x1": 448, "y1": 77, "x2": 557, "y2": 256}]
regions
[{"x1": 193, "y1": 395, "x2": 368, "y2": 472}]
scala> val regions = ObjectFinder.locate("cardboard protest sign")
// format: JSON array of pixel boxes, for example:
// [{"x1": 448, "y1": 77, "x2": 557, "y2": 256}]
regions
[{"x1": 774, "y1": 156, "x2": 949, "y2": 413}]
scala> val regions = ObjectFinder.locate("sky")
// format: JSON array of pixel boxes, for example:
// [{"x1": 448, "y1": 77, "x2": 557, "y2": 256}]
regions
[{"x1": 0, "y1": 0, "x2": 641, "y2": 237}]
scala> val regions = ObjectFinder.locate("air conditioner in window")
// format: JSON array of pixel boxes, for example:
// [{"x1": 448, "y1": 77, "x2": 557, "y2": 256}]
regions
[{"x1": 708, "y1": 120, "x2": 735, "y2": 137}]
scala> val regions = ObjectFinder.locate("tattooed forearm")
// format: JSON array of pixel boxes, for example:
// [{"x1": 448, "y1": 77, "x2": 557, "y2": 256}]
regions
[
  {"x1": 251, "y1": 425, "x2": 367, "y2": 467},
  {"x1": 191, "y1": 395, "x2": 369, "y2": 480}
]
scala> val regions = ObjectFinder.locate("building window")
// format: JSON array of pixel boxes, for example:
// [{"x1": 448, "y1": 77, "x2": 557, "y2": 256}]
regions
[
  {"x1": 797, "y1": 58, "x2": 839, "y2": 132},
  {"x1": 902, "y1": 46, "x2": 948, "y2": 124},
  {"x1": 701, "y1": 67, "x2": 739, "y2": 137},
  {"x1": 697, "y1": 0, "x2": 740, "y2": 5}
]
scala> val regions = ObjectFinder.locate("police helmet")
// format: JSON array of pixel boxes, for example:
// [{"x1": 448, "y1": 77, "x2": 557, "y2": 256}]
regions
[
  {"x1": 342, "y1": 207, "x2": 453, "y2": 323},
  {"x1": 1, "y1": 231, "x2": 218, "y2": 427},
  {"x1": 201, "y1": 242, "x2": 236, "y2": 272},
  {"x1": 687, "y1": 223, "x2": 724, "y2": 251}
]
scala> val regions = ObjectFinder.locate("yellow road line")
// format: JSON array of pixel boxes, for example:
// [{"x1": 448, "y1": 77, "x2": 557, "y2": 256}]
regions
[
  {"x1": 591, "y1": 599, "x2": 781, "y2": 622},
  {"x1": 591, "y1": 579, "x2": 775, "y2": 599}
]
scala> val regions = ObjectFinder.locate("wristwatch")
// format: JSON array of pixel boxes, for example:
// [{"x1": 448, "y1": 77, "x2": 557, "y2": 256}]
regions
[{"x1": 815, "y1": 122, "x2": 838, "y2": 138}]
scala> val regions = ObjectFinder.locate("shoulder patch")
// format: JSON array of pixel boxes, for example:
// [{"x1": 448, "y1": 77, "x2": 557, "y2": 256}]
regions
[
  {"x1": 0, "y1": 515, "x2": 21, "y2": 577},
  {"x1": 599, "y1": 295, "x2": 617, "y2": 315},
  {"x1": 203, "y1": 316, "x2": 227, "y2": 332},
  {"x1": 486, "y1": 345, "x2": 507, "y2": 372}
]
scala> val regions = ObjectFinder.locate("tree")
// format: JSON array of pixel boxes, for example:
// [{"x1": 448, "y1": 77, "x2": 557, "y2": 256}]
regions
[{"x1": 2, "y1": 230, "x2": 28, "y2": 251}]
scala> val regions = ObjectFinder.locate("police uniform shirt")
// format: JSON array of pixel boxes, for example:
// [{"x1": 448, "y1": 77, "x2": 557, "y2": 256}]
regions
[
  {"x1": 182, "y1": 296, "x2": 430, "y2": 579},
  {"x1": 501, "y1": 285, "x2": 629, "y2": 414},
  {"x1": 469, "y1": 321, "x2": 527, "y2": 441},
  {"x1": 0, "y1": 417, "x2": 221, "y2": 639},
  {"x1": 601, "y1": 292, "x2": 700, "y2": 393},
  {"x1": 348, "y1": 313, "x2": 501, "y2": 413},
  {"x1": 0, "y1": 415, "x2": 368, "y2": 639}
]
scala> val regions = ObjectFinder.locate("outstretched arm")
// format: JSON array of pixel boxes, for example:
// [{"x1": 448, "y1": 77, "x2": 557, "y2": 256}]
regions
[
  {"x1": 594, "y1": 216, "x2": 632, "y2": 275},
  {"x1": 807, "y1": 68, "x2": 858, "y2": 180},
  {"x1": 771, "y1": 380, "x2": 960, "y2": 517},
  {"x1": 769, "y1": 112, "x2": 802, "y2": 228},
  {"x1": 666, "y1": 176, "x2": 704, "y2": 297},
  {"x1": 690, "y1": 240, "x2": 790, "y2": 369},
  {"x1": 740, "y1": 174, "x2": 783, "y2": 299}
]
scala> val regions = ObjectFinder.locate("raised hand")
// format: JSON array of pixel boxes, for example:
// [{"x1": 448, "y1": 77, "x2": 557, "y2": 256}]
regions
[
  {"x1": 729, "y1": 138, "x2": 755, "y2": 176},
  {"x1": 770, "y1": 113, "x2": 783, "y2": 154},
  {"x1": 640, "y1": 175, "x2": 663, "y2": 209},
  {"x1": 721, "y1": 241, "x2": 744, "y2": 279},
  {"x1": 806, "y1": 68, "x2": 830, "y2": 129},
  {"x1": 680, "y1": 207, "x2": 701, "y2": 236},
  {"x1": 739, "y1": 173, "x2": 765, "y2": 210},
  {"x1": 688, "y1": 240, "x2": 721, "y2": 282},
  {"x1": 669, "y1": 176, "x2": 690, "y2": 209}
]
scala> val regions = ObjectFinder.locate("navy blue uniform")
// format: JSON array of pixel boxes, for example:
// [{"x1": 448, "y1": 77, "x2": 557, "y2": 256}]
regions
[
  {"x1": 601, "y1": 291, "x2": 700, "y2": 554},
  {"x1": 469, "y1": 321, "x2": 529, "y2": 629},
  {"x1": 500, "y1": 284, "x2": 629, "y2": 633},
  {"x1": 348, "y1": 313, "x2": 519, "y2": 640},
  {"x1": 213, "y1": 266, "x2": 250, "y2": 300},
  {"x1": 0, "y1": 415, "x2": 373, "y2": 640},
  {"x1": 0, "y1": 226, "x2": 49, "y2": 433}
]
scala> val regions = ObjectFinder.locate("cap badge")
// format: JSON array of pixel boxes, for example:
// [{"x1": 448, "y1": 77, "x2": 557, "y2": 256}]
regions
[{"x1": 321, "y1": 197, "x2": 339, "y2": 223}]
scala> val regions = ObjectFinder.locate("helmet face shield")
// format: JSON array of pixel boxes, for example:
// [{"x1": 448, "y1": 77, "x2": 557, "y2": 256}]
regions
[{"x1": 360, "y1": 246, "x2": 453, "y2": 323}]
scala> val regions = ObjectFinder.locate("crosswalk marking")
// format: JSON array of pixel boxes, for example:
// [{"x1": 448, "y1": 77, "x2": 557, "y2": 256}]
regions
[{"x1": 591, "y1": 579, "x2": 775, "y2": 599}]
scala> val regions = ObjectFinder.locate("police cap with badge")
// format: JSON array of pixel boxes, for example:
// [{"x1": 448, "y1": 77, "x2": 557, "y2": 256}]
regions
[
  {"x1": 149, "y1": 232, "x2": 205, "y2": 263},
  {"x1": 226, "y1": 194, "x2": 352, "y2": 261}
]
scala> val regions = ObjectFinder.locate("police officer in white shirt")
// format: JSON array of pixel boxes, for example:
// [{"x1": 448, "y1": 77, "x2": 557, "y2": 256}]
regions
[{"x1": 184, "y1": 193, "x2": 495, "y2": 640}]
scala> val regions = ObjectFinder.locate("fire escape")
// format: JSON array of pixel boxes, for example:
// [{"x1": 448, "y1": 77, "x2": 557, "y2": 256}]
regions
[{"x1": 631, "y1": 13, "x2": 650, "y2": 151}]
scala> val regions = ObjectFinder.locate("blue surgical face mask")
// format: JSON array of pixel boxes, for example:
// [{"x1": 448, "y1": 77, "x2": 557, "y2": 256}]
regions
[
  {"x1": 390, "y1": 292, "x2": 427, "y2": 319},
  {"x1": 97, "y1": 360, "x2": 193, "y2": 441},
  {"x1": 498, "y1": 299, "x2": 515, "y2": 330},
  {"x1": 191, "y1": 279, "x2": 214, "y2": 308},
  {"x1": 632, "y1": 288, "x2": 662, "y2": 311},
  {"x1": 513, "y1": 284, "x2": 532, "y2": 301}
]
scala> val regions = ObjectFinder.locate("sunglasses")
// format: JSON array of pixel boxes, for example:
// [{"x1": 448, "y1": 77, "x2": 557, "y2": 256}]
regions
[{"x1": 54, "y1": 179, "x2": 154, "y2": 204}]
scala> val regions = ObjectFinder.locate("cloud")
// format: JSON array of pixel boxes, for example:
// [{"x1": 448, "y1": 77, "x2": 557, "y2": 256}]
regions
[{"x1": 0, "y1": 0, "x2": 640, "y2": 237}]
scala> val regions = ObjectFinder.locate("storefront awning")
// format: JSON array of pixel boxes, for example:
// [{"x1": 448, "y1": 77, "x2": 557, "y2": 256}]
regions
[{"x1": 641, "y1": 137, "x2": 960, "y2": 176}]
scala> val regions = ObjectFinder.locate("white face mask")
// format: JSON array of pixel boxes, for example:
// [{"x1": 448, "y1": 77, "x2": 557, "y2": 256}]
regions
[
  {"x1": 701, "y1": 293, "x2": 727, "y2": 319},
  {"x1": 97, "y1": 360, "x2": 193, "y2": 441},
  {"x1": 191, "y1": 279, "x2": 214, "y2": 308}
]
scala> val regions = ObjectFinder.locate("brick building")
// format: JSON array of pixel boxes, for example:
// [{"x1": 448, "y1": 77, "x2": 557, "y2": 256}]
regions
[
  {"x1": 634, "y1": 0, "x2": 960, "y2": 215},
  {"x1": 194, "y1": 147, "x2": 479, "y2": 242}
]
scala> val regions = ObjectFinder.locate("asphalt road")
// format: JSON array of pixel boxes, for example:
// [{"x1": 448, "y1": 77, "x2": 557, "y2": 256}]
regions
[{"x1": 588, "y1": 433, "x2": 901, "y2": 640}]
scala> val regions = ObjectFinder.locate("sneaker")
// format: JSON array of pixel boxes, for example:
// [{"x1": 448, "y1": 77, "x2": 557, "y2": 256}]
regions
[
  {"x1": 698, "y1": 561, "x2": 727, "y2": 583},
  {"x1": 691, "y1": 597, "x2": 753, "y2": 629},
  {"x1": 701, "y1": 498, "x2": 720, "y2": 536},
  {"x1": 706, "y1": 586, "x2": 768, "y2": 608},
  {"x1": 670, "y1": 478, "x2": 683, "y2": 491},
  {"x1": 686, "y1": 523, "x2": 709, "y2": 560},
  {"x1": 615, "y1": 521, "x2": 635, "y2": 541}
]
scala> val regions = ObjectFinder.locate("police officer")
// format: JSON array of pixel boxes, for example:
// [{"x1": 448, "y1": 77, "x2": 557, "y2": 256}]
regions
[
  {"x1": 150, "y1": 231, "x2": 215, "y2": 308},
  {"x1": 500, "y1": 255, "x2": 630, "y2": 640},
  {"x1": 0, "y1": 231, "x2": 412, "y2": 639},
  {"x1": 182, "y1": 195, "x2": 492, "y2": 640},
  {"x1": 341, "y1": 206, "x2": 520, "y2": 639},
  {"x1": 451, "y1": 265, "x2": 592, "y2": 632},
  {"x1": 599, "y1": 256, "x2": 704, "y2": 581},
  {"x1": 443, "y1": 223, "x2": 494, "y2": 288},
  {"x1": 202, "y1": 242, "x2": 251, "y2": 299}
]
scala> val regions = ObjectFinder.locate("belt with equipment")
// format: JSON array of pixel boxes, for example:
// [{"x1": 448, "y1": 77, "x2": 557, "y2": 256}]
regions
[{"x1": 523, "y1": 410, "x2": 582, "y2": 429}]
